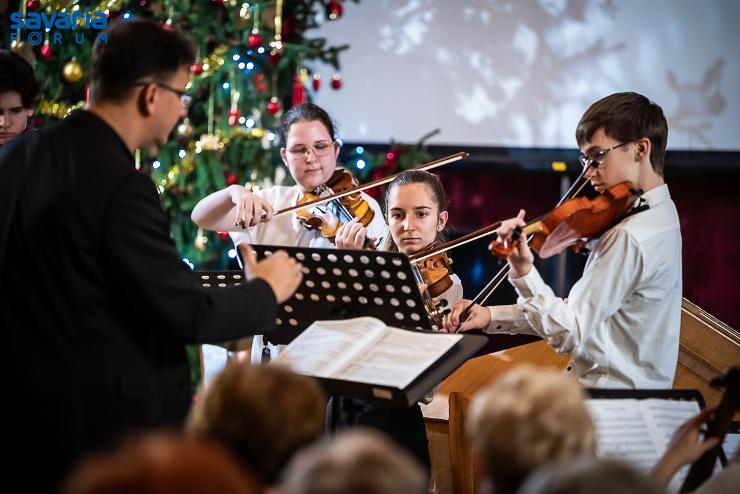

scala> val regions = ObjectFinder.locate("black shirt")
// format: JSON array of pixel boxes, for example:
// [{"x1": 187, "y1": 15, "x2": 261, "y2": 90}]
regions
[{"x1": 0, "y1": 110, "x2": 277, "y2": 490}]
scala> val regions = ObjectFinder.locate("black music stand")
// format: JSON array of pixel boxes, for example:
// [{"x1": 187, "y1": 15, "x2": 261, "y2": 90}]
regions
[
  {"x1": 204, "y1": 245, "x2": 488, "y2": 404},
  {"x1": 243, "y1": 245, "x2": 437, "y2": 345}
]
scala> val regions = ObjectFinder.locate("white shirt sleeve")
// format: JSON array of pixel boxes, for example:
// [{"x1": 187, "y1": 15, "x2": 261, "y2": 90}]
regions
[{"x1": 487, "y1": 227, "x2": 644, "y2": 355}]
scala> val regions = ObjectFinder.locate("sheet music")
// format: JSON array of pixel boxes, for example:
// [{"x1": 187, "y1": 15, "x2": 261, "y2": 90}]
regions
[
  {"x1": 333, "y1": 326, "x2": 461, "y2": 388},
  {"x1": 723, "y1": 433, "x2": 740, "y2": 460},
  {"x1": 586, "y1": 399, "x2": 662, "y2": 471},
  {"x1": 640, "y1": 399, "x2": 701, "y2": 492},
  {"x1": 273, "y1": 317, "x2": 386, "y2": 377},
  {"x1": 586, "y1": 398, "x2": 702, "y2": 494},
  {"x1": 275, "y1": 317, "x2": 461, "y2": 389}
]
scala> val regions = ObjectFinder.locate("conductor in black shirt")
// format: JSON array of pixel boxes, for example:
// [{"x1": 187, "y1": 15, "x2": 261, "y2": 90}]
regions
[{"x1": 0, "y1": 19, "x2": 302, "y2": 491}]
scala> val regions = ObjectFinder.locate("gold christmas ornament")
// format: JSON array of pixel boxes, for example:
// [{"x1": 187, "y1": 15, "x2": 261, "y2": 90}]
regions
[
  {"x1": 194, "y1": 228, "x2": 208, "y2": 251},
  {"x1": 177, "y1": 118, "x2": 194, "y2": 138},
  {"x1": 63, "y1": 60, "x2": 84, "y2": 83},
  {"x1": 249, "y1": 127, "x2": 265, "y2": 139},
  {"x1": 196, "y1": 133, "x2": 225, "y2": 152},
  {"x1": 10, "y1": 39, "x2": 26, "y2": 54}
]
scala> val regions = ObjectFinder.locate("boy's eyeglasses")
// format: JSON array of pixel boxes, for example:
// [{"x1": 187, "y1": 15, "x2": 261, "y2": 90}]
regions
[{"x1": 579, "y1": 141, "x2": 631, "y2": 170}]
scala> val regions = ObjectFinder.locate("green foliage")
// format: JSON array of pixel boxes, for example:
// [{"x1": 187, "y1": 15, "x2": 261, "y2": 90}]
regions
[{"x1": 6, "y1": 0, "x2": 359, "y2": 269}]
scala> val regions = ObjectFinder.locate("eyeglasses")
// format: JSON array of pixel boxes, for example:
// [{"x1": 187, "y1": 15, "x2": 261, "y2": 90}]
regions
[
  {"x1": 579, "y1": 141, "x2": 631, "y2": 170},
  {"x1": 133, "y1": 81, "x2": 193, "y2": 109},
  {"x1": 287, "y1": 140, "x2": 336, "y2": 159}
]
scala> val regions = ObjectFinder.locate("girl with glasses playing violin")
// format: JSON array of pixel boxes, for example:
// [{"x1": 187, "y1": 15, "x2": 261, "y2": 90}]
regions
[
  {"x1": 444, "y1": 92, "x2": 682, "y2": 390},
  {"x1": 192, "y1": 103, "x2": 388, "y2": 363}
]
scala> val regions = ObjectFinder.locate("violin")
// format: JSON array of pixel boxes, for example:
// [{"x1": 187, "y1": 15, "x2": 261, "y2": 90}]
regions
[
  {"x1": 413, "y1": 246, "x2": 454, "y2": 297},
  {"x1": 295, "y1": 169, "x2": 377, "y2": 249},
  {"x1": 489, "y1": 181, "x2": 643, "y2": 260},
  {"x1": 408, "y1": 243, "x2": 455, "y2": 329}
]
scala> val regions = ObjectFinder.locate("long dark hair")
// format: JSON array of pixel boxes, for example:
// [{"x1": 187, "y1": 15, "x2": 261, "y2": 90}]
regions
[{"x1": 382, "y1": 169, "x2": 449, "y2": 253}]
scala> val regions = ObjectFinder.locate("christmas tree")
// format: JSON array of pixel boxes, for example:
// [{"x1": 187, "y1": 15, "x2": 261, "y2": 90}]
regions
[{"x1": 5, "y1": 0, "x2": 434, "y2": 270}]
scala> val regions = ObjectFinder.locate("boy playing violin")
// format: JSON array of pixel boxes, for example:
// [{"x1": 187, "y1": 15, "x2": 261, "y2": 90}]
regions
[{"x1": 445, "y1": 92, "x2": 682, "y2": 389}]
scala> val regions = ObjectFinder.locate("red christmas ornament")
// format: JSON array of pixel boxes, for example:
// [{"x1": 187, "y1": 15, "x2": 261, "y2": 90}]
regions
[
  {"x1": 253, "y1": 72, "x2": 268, "y2": 94},
  {"x1": 228, "y1": 106, "x2": 239, "y2": 126},
  {"x1": 227, "y1": 173, "x2": 238, "y2": 185},
  {"x1": 268, "y1": 47, "x2": 284, "y2": 65},
  {"x1": 266, "y1": 97, "x2": 282, "y2": 115},
  {"x1": 26, "y1": 0, "x2": 39, "y2": 9},
  {"x1": 327, "y1": 0, "x2": 343, "y2": 21},
  {"x1": 211, "y1": 0, "x2": 224, "y2": 4},
  {"x1": 190, "y1": 63, "x2": 203, "y2": 75},
  {"x1": 281, "y1": 16, "x2": 294, "y2": 38},
  {"x1": 312, "y1": 73, "x2": 321, "y2": 91},
  {"x1": 31, "y1": 116, "x2": 45, "y2": 128},
  {"x1": 40, "y1": 42, "x2": 52, "y2": 61},
  {"x1": 138, "y1": 0, "x2": 147, "y2": 7},
  {"x1": 247, "y1": 32, "x2": 263, "y2": 49},
  {"x1": 331, "y1": 73, "x2": 342, "y2": 90},
  {"x1": 292, "y1": 75, "x2": 307, "y2": 107},
  {"x1": 216, "y1": 231, "x2": 230, "y2": 240}
]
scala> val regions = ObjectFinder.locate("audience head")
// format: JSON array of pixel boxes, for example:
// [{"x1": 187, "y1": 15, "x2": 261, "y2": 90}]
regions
[
  {"x1": 518, "y1": 456, "x2": 663, "y2": 494},
  {"x1": 281, "y1": 428, "x2": 427, "y2": 494},
  {"x1": 186, "y1": 361, "x2": 326, "y2": 485},
  {"x1": 59, "y1": 432, "x2": 257, "y2": 494},
  {"x1": 0, "y1": 50, "x2": 39, "y2": 145},
  {"x1": 467, "y1": 366, "x2": 596, "y2": 494}
]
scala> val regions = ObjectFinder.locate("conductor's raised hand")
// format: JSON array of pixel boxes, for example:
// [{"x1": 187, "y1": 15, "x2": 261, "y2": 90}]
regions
[
  {"x1": 239, "y1": 244, "x2": 302, "y2": 304},
  {"x1": 229, "y1": 184, "x2": 273, "y2": 228},
  {"x1": 442, "y1": 299, "x2": 491, "y2": 333}
]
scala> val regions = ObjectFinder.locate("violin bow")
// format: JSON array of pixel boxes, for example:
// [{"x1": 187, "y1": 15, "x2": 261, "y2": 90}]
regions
[
  {"x1": 453, "y1": 166, "x2": 593, "y2": 329},
  {"x1": 271, "y1": 151, "x2": 468, "y2": 218}
]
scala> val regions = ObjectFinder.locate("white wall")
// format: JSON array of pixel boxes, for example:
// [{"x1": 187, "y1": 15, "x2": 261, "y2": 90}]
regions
[{"x1": 312, "y1": 0, "x2": 740, "y2": 151}]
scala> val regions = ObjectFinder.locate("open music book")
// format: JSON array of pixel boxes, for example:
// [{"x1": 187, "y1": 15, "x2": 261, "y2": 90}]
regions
[
  {"x1": 586, "y1": 398, "x2": 705, "y2": 493},
  {"x1": 274, "y1": 317, "x2": 462, "y2": 391}
]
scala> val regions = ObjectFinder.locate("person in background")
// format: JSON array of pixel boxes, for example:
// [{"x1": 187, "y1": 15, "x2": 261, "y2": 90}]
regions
[
  {"x1": 0, "y1": 49, "x2": 39, "y2": 146},
  {"x1": 468, "y1": 366, "x2": 596, "y2": 494},
  {"x1": 186, "y1": 362, "x2": 327, "y2": 489},
  {"x1": 280, "y1": 429, "x2": 427, "y2": 494}
]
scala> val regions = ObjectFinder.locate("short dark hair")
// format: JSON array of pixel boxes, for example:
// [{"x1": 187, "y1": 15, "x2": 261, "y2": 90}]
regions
[
  {"x1": 576, "y1": 92, "x2": 668, "y2": 176},
  {"x1": 382, "y1": 169, "x2": 449, "y2": 252},
  {"x1": 91, "y1": 19, "x2": 197, "y2": 103},
  {"x1": 278, "y1": 103, "x2": 337, "y2": 145},
  {"x1": 0, "y1": 50, "x2": 40, "y2": 108}
]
